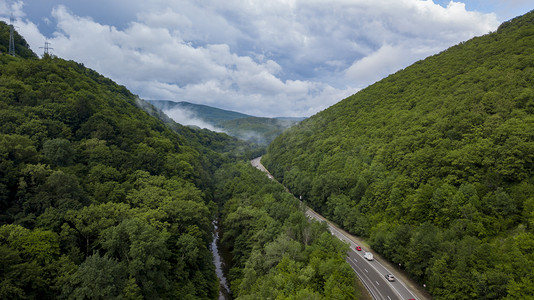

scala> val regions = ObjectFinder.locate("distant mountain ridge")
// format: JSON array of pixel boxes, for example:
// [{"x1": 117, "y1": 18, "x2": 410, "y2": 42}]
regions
[
  {"x1": 147, "y1": 100, "x2": 253, "y2": 123},
  {"x1": 147, "y1": 100, "x2": 304, "y2": 144}
]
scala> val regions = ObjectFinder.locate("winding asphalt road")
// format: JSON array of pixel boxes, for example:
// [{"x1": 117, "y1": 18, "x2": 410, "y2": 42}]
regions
[{"x1": 251, "y1": 157, "x2": 422, "y2": 300}]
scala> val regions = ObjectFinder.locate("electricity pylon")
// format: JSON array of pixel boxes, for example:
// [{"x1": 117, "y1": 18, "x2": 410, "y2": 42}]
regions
[
  {"x1": 9, "y1": 14, "x2": 15, "y2": 56},
  {"x1": 40, "y1": 41, "x2": 53, "y2": 56}
]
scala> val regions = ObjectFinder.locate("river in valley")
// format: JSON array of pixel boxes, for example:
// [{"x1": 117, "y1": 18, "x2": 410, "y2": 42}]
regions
[{"x1": 211, "y1": 220, "x2": 232, "y2": 300}]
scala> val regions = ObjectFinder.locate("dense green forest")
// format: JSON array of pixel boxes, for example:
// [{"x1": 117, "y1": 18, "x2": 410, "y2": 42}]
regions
[
  {"x1": 214, "y1": 162, "x2": 359, "y2": 299},
  {"x1": 0, "y1": 51, "x2": 225, "y2": 298},
  {"x1": 0, "y1": 25, "x2": 358, "y2": 299},
  {"x1": 263, "y1": 10, "x2": 534, "y2": 299}
]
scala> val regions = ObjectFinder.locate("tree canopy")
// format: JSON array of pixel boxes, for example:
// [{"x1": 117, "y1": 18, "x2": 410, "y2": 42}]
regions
[
  {"x1": 214, "y1": 162, "x2": 360, "y2": 299},
  {"x1": 0, "y1": 25, "x2": 223, "y2": 297},
  {"x1": 0, "y1": 22, "x2": 355, "y2": 299},
  {"x1": 263, "y1": 10, "x2": 534, "y2": 299}
]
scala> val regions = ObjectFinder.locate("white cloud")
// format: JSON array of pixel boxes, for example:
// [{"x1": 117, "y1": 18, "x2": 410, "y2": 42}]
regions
[
  {"x1": 0, "y1": 0, "x2": 24, "y2": 17},
  {"x1": 345, "y1": 44, "x2": 407, "y2": 84},
  {"x1": 11, "y1": 0, "x2": 504, "y2": 117},
  {"x1": 342, "y1": 0, "x2": 500, "y2": 87},
  {"x1": 37, "y1": 4, "x2": 352, "y2": 117}
]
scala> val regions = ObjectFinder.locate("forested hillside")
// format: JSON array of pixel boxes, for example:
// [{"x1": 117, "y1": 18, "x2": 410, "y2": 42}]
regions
[
  {"x1": 0, "y1": 44, "x2": 225, "y2": 297},
  {"x1": 263, "y1": 10, "x2": 534, "y2": 299},
  {"x1": 214, "y1": 162, "x2": 359, "y2": 299},
  {"x1": 0, "y1": 25, "x2": 359, "y2": 299}
]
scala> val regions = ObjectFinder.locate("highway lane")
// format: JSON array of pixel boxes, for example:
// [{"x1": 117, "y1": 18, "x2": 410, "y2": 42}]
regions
[
  {"x1": 251, "y1": 157, "x2": 273, "y2": 178},
  {"x1": 307, "y1": 208, "x2": 416, "y2": 300},
  {"x1": 251, "y1": 157, "x2": 420, "y2": 300}
]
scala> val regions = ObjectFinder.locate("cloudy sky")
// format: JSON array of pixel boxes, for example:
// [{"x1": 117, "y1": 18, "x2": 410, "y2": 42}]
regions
[{"x1": 1, "y1": 1, "x2": 532, "y2": 117}]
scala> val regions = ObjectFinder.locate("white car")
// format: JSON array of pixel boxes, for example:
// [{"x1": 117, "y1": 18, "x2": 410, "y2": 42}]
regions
[
  {"x1": 385, "y1": 274, "x2": 395, "y2": 282},
  {"x1": 364, "y1": 252, "x2": 373, "y2": 260}
]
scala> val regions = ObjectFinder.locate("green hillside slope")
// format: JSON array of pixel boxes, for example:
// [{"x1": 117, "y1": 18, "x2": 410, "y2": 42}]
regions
[
  {"x1": 263, "y1": 10, "x2": 534, "y2": 299},
  {"x1": 0, "y1": 49, "x2": 221, "y2": 298},
  {"x1": 214, "y1": 162, "x2": 359, "y2": 299},
  {"x1": 0, "y1": 24, "x2": 357, "y2": 299}
]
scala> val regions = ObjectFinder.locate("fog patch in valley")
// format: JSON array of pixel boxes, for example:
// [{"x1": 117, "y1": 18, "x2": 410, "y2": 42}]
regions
[
  {"x1": 164, "y1": 107, "x2": 225, "y2": 133},
  {"x1": 233, "y1": 130, "x2": 268, "y2": 145}
]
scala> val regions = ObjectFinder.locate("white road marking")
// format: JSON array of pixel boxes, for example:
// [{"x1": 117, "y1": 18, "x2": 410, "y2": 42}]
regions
[
  {"x1": 347, "y1": 260, "x2": 383, "y2": 300},
  {"x1": 373, "y1": 260, "x2": 419, "y2": 300}
]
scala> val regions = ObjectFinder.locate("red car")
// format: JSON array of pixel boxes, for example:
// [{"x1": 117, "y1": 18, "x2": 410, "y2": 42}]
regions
[{"x1": 355, "y1": 246, "x2": 362, "y2": 251}]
